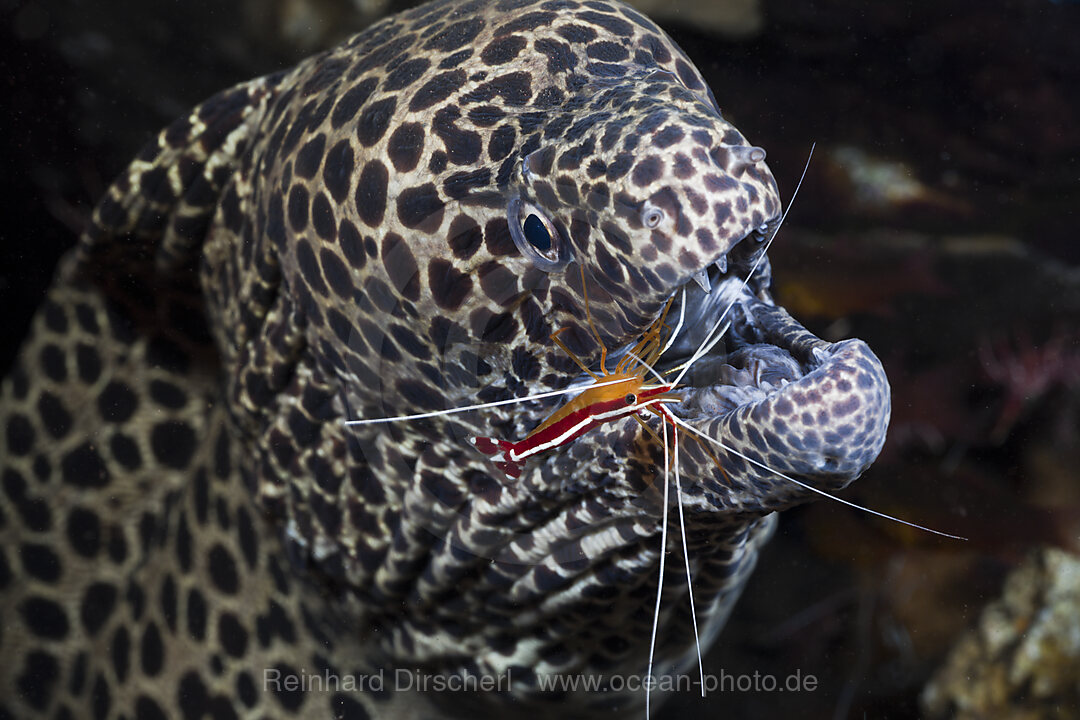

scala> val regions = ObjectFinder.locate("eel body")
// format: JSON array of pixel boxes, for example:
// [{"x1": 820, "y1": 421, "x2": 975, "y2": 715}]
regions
[{"x1": 0, "y1": 0, "x2": 891, "y2": 716}]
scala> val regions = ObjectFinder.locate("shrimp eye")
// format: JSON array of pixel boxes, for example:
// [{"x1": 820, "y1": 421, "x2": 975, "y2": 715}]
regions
[
  {"x1": 624, "y1": 393, "x2": 637, "y2": 405},
  {"x1": 506, "y1": 197, "x2": 572, "y2": 271}
]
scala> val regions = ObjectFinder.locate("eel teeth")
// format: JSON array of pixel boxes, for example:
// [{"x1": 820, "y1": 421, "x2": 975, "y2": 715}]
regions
[
  {"x1": 715, "y1": 255, "x2": 728, "y2": 274},
  {"x1": 691, "y1": 268, "x2": 711, "y2": 293}
]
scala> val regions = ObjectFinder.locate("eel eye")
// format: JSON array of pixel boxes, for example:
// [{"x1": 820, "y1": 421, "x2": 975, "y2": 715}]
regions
[
  {"x1": 624, "y1": 393, "x2": 637, "y2": 405},
  {"x1": 507, "y1": 197, "x2": 572, "y2": 271},
  {"x1": 522, "y1": 213, "x2": 552, "y2": 253}
]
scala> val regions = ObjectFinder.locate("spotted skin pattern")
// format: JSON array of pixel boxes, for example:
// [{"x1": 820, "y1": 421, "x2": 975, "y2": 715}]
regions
[{"x1": 0, "y1": 0, "x2": 891, "y2": 717}]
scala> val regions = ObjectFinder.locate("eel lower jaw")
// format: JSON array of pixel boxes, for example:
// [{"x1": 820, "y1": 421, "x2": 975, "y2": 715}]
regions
[{"x1": 653, "y1": 266, "x2": 892, "y2": 501}]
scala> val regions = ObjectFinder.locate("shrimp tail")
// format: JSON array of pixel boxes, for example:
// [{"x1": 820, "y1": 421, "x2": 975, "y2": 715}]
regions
[{"x1": 469, "y1": 437, "x2": 523, "y2": 479}]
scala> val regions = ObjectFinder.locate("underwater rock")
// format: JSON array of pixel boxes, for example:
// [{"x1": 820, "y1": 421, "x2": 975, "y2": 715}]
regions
[{"x1": 922, "y1": 547, "x2": 1080, "y2": 720}]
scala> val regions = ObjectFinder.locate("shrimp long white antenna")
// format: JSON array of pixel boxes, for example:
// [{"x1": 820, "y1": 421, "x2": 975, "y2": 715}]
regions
[
  {"x1": 646, "y1": 421, "x2": 672, "y2": 720},
  {"x1": 343, "y1": 378, "x2": 629, "y2": 425},
  {"x1": 660, "y1": 286, "x2": 687, "y2": 357},
  {"x1": 671, "y1": 415, "x2": 706, "y2": 697},
  {"x1": 671, "y1": 144, "x2": 816, "y2": 389},
  {"x1": 668, "y1": 416, "x2": 967, "y2": 540}
]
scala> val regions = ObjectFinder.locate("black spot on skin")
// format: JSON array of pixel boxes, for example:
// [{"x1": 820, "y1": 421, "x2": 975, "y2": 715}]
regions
[
  {"x1": 432, "y1": 108, "x2": 482, "y2": 165},
  {"x1": 322, "y1": 140, "x2": 354, "y2": 202},
  {"x1": 287, "y1": 184, "x2": 309, "y2": 232},
  {"x1": 557, "y1": 23, "x2": 597, "y2": 43},
  {"x1": 62, "y1": 443, "x2": 109, "y2": 488},
  {"x1": 439, "y1": 48, "x2": 473, "y2": 69},
  {"x1": 496, "y1": 10, "x2": 556, "y2": 33},
  {"x1": 653, "y1": 125, "x2": 684, "y2": 149},
  {"x1": 429, "y1": 150, "x2": 448, "y2": 173},
  {"x1": 320, "y1": 249, "x2": 353, "y2": 297},
  {"x1": 140, "y1": 622, "x2": 164, "y2": 676},
  {"x1": 381, "y1": 233, "x2": 421, "y2": 300},
  {"x1": 177, "y1": 671, "x2": 210, "y2": 718},
  {"x1": 471, "y1": 308, "x2": 518, "y2": 343},
  {"x1": 465, "y1": 71, "x2": 533, "y2": 105},
  {"x1": 311, "y1": 191, "x2": 336, "y2": 240},
  {"x1": 65, "y1": 507, "x2": 101, "y2": 559},
  {"x1": 37, "y1": 391, "x2": 72, "y2": 439},
  {"x1": 424, "y1": 17, "x2": 484, "y2": 52},
  {"x1": 20, "y1": 543, "x2": 61, "y2": 582},
  {"x1": 150, "y1": 421, "x2": 196, "y2": 471},
  {"x1": 364, "y1": 276, "x2": 398, "y2": 314},
  {"x1": 632, "y1": 155, "x2": 663, "y2": 187},
  {"x1": 110, "y1": 433, "x2": 142, "y2": 471},
  {"x1": 396, "y1": 183, "x2": 445, "y2": 232},
  {"x1": 355, "y1": 160, "x2": 389, "y2": 227},
  {"x1": 266, "y1": 190, "x2": 286, "y2": 249},
  {"x1": 0, "y1": 545, "x2": 9, "y2": 591},
  {"x1": 135, "y1": 696, "x2": 169, "y2": 720},
  {"x1": 448, "y1": 215, "x2": 483, "y2": 260},
  {"x1": 638, "y1": 34, "x2": 671, "y2": 65},
  {"x1": 13, "y1": 493, "x2": 50, "y2": 532},
  {"x1": 579, "y1": 10, "x2": 633, "y2": 35},
  {"x1": 92, "y1": 672, "x2": 110, "y2": 719},
  {"x1": 76, "y1": 343, "x2": 102, "y2": 383},
  {"x1": 409, "y1": 70, "x2": 467, "y2": 112},
  {"x1": 103, "y1": 525, "x2": 127, "y2": 567},
  {"x1": 384, "y1": 57, "x2": 430, "y2": 90},
  {"x1": 17, "y1": 651, "x2": 59, "y2": 711},
  {"x1": 69, "y1": 651, "x2": 87, "y2": 696},
  {"x1": 269, "y1": 663, "x2": 306, "y2": 711},
  {"x1": 444, "y1": 168, "x2": 491, "y2": 199},
  {"x1": 481, "y1": 35, "x2": 527, "y2": 65},
  {"x1": 138, "y1": 166, "x2": 173, "y2": 204},
  {"x1": 6, "y1": 413, "x2": 33, "y2": 455},
  {"x1": 295, "y1": 134, "x2": 325, "y2": 179},
  {"x1": 534, "y1": 38, "x2": 576, "y2": 73},
  {"x1": 99, "y1": 380, "x2": 138, "y2": 423},
  {"x1": 207, "y1": 544, "x2": 239, "y2": 595},
  {"x1": 387, "y1": 123, "x2": 425, "y2": 172},
  {"x1": 356, "y1": 96, "x2": 397, "y2": 146},
  {"x1": 218, "y1": 612, "x2": 249, "y2": 658},
  {"x1": 236, "y1": 507, "x2": 259, "y2": 569},
  {"x1": 478, "y1": 261, "x2": 519, "y2": 305},
  {"x1": 587, "y1": 40, "x2": 629, "y2": 62},
  {"x1": 160, "y1": 574, "x2": 178, "y2": 633},
  {"x1": 74, "y1": 303, "x2": 99, "y2": 334},
  {"x1": 22, "y1": 595, "x2": 69, "y2": 639},
  {"x1": 39, "y1": 343, "x2": 66, "y2": 382},
  {"x1": 237, "y1": 672, "x2": 257, "y2": 708},
  {"x1": 468, "y1": 104, "x2": 506, "y2": 126},
  {"x1": 330, "y1": 77, "x2": 378, "y2": 129},
  {"x1": 428, "y1": 259, "x2": 473, "y2": 310},
  {"x1": 149, "y1": 379, "x2": 186, "y2": 409},
  {"x1": 675, "y1": 58, "x2": 703, "y2": 90},
  {"x1": 338, "y1": 220, "x2": 366, "y2": 271},
  {"x1": 487, "y1": 124, "x2": 516, "y2": 161},
  {"x1": 187, "y1": 588, "x2": 207, "y2": 640}
]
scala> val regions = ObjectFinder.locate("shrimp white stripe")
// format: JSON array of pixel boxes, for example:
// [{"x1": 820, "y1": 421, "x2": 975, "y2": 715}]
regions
[{"x1": 507, "y1": 396, "x2": 677, "y2": 461}]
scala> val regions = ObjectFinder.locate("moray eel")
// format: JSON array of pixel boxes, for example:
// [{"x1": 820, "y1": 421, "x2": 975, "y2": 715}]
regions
[{"x1": 0, "y1": 0, "x2": 890, "y2": 717}]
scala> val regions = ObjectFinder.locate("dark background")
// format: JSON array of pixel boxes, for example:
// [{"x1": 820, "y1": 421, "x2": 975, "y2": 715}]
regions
[{"x1": 3, "y1": 0, "x2": 1079, "y2": 717}]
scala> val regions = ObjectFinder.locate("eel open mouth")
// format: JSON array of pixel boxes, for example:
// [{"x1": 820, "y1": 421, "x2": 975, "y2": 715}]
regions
[{"x1": 644, "y1": 234, "x2": 893, "y2": 491}]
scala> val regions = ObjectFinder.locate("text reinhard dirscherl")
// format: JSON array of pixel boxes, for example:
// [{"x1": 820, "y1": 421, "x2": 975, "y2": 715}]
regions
[{"x1": 262, "y1": 668, "x2": 819, "y2": 694}]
